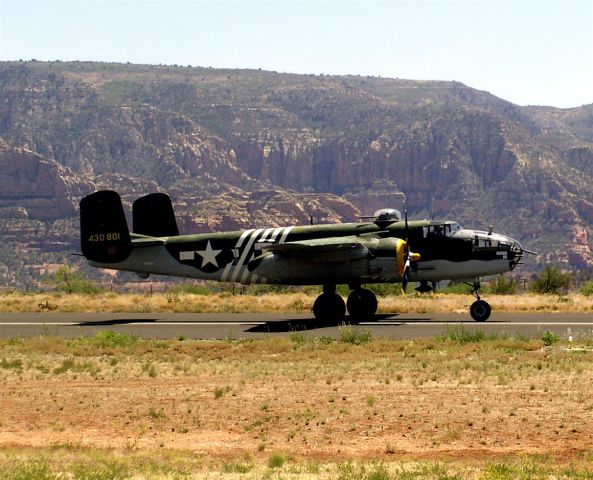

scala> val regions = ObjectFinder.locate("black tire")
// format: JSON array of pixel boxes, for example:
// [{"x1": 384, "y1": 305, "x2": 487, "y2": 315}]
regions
[
  {"x1": 470, "y1": 300, "x2": 491, "y2": 322},
  {"x1": 313, "y1": 293, "x2": 346, "y2": 321},
  {"x1": 347, "y1": 288, "x2": 378, "y2": 321}
]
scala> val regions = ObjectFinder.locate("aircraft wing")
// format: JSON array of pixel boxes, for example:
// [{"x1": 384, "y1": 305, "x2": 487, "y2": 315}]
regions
[{"x1": 258, "y1": 237, "x2": 369, "y2": 261}]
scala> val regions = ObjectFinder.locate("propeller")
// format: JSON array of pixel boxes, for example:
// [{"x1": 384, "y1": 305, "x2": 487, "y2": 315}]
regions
[
  {"x1": 402, "y1": 207, "x2": 410, "y2": 292},
  {"x1": 401, "y1": 207, "x2": 421, "y2": 292},
  {"x1": 402, "y1": 253, "x2": 411, "y2": 292}
]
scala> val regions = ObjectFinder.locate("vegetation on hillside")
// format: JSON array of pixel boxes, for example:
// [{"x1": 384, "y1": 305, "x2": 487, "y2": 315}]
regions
[
  {"x1": 1, "y1": 60, "x2": 593, "y2": 287},
  {"x1": 530, "y1": 264, "x2": 571, "y2": 295}
]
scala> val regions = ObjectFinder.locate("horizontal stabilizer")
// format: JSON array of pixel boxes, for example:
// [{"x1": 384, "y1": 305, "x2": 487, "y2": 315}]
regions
[
  {"x1": 131, "y1": 233, "x2": 166, "y2": 247},
  {"x1": 133, "y1": 193, "x2": 179, "y2": 237},
  {"x1": 80, "y1": 190, "x2": 132, "y2": 263}
]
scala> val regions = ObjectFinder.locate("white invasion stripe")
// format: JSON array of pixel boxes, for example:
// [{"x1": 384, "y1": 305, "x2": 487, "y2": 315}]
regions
[
  {"x1": 269, "y1": 227, "x2": 283, "y2": 241},
  {"x1": 241, "y1": 228, "x2": 289, "y2": 284},
  {"x1": 241, "y1": 229, "x2": 274, "y2": 283},
  {"x1": 230, "y1": 228, "x2": 264, "y2": 282},
  {"x1": 259, "y1": 228, "x2": 274, "y2": 242},
  {"x1": 240, "y1": 261, "x2": 251, "y2": 284},
  {"x1": 220, "y1": 264, "x2": 234, "y2": 282},
  {"x1": 278, "y1": 226, "x2": 294, "y2": 243},
  {"x1": 236, "y1": 229, "x2": 255, "y2": 248},
  {"x1": 221, "y1": 229, "x2": 254, "y2": 282},
  {"x1": 179, "y1": 251, "x2": 195, "y2": 261}
]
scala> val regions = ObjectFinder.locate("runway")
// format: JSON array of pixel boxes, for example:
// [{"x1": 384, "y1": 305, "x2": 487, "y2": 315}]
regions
[{"x1": 1, "y1": 312, "x2": 592, "y2": 339}]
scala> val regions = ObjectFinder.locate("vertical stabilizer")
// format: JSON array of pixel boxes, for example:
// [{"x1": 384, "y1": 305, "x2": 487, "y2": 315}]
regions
[
  {"x1": 132, "y1": 192, "x2": 179, "y2": 237},
  {"x1": 80, "y1": 190, "x2": 132, "y2": 263}
]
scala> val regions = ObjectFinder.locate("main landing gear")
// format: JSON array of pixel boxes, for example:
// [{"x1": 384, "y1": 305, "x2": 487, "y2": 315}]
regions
[
  {"x1": 468, "y1": 280, "x2": 491, "y2": 322},
  {"x1": 312, "y1": 280, "x2": 492, "y2": 323},
  {"x1": 312, "y1": 284, "x2": 378, "y2": 323}
]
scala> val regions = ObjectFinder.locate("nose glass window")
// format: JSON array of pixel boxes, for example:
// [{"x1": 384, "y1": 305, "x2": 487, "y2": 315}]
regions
[{"x1": 473, "y1": 237, "x2": 508, "y2": 250}]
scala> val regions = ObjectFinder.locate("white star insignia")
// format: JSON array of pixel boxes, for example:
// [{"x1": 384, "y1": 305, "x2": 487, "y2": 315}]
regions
[{"x1": 195, "y1": 241, "x2": 222, "y2": 268}]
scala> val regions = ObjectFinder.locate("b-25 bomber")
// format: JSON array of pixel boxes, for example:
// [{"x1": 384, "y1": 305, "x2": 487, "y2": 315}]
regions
[{"x1": 80, "y1": 190, "x2": 528, "y2": 322}]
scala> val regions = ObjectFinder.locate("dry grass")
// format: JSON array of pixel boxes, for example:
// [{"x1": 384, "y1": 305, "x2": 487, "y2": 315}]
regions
[
  {"x1": 1, "y1": 291, "x2": 593, "y2": 313},
  {"x1": 1, "y1": 333, "x2": 593, "y2": 478},
  {"x1": 2, "y1": 446, "x2": 593, "y2": 479}
]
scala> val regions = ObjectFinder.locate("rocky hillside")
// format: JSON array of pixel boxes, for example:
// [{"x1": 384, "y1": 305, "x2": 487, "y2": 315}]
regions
[{"x1": 1, "y1": 61, "x2": 592, "y2": 285}]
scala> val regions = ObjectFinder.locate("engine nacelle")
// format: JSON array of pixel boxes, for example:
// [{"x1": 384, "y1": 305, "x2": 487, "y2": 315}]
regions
[
  {"x1": 368, "y1": 237, "x2": 420, "y2": 283},
  {"x1": 249, "y1": 237, "x2": 420, "y2": 285}
]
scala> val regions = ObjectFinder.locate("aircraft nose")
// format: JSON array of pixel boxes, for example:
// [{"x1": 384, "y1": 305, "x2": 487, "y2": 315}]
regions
[
  {"x1": 510, "y1": 239, "x2": 523, "y2": 254},
  {"x1": 462, "y1": 229, "x2": 525, "y2": 267},
  {"x1": 510, "y1": 238, "x2": 537, "y2": 257},
  {"x1": 500, "y1": 235, "x2": 538, "y2": 270},
  {"x1": 508, "y1": 239, "x2": 524, "y2": 267}
]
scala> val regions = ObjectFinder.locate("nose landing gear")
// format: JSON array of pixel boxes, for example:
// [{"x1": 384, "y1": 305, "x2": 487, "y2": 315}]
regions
[{"x1": 468, "y1": 280, "x2": 491, "y2": 322}]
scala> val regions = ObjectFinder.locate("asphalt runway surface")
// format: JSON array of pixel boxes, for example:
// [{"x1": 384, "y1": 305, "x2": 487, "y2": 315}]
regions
[{"x1": 1, "y1": 312, "x2": 593, "y2": 340}]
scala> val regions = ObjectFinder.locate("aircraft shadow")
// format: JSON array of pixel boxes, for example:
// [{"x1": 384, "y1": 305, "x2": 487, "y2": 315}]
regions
[
  {"x1": 76, "y1": 318, "x2": 158, "y2": 326},
  {"x1": 246, "y1": 314, "x2": 503, "y2": 332},
  {"x1": 246, "y1": 314, "x2": 399, "y2": 332}
]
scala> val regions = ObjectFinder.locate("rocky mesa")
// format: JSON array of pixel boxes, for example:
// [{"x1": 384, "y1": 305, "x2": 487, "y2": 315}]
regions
[{"x1": 0, "y1": 61, "x2": 592, "y2": 285}]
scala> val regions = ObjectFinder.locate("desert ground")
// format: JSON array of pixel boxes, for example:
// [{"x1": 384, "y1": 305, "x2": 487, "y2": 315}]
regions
[
  {"x1": 2, "y1": 291, "x2": 593, "y2": 314},
  {"x1": 1, "y1": 327, "x2": 593, "y2": 478}
]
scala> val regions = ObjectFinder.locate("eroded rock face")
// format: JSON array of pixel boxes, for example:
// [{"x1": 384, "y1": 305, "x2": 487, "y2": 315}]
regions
[
  {"x1": 0, "y1": 144, "x2": 94, "y2": 220},
  {"x1": 1, "y1": 61, "x2": 593, "y2": 281}
]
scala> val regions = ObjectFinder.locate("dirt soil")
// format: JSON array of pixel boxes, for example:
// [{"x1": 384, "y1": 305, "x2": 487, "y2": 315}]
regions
[{"x1": 1, "y1": 338, "x2": 592, "y2": 463}]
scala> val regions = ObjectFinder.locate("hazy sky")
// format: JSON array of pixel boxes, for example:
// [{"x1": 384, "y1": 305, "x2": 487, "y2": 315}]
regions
[{"x1": 1, "y1": 0, "x2": 591, "y2": 108}]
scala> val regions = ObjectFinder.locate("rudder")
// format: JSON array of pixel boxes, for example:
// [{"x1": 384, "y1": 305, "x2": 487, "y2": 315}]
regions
[
  {"x1": 80, "y1": 190, "x2": 132, "y2": 263},
  {"x1": 132, "y1": 192, "x2": 179, "y2": 237}
]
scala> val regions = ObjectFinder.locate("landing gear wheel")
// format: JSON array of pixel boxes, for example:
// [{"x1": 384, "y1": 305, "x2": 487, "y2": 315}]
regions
[
  {"x1": 313, "y1": 293, "x2": 346, "y2": 322},
  {"x1": 347, "y1": 288, "x2": 378, "y2": 322},
  {"x1": 470, "y1": 300, "x2": 491, "y2": 322}
]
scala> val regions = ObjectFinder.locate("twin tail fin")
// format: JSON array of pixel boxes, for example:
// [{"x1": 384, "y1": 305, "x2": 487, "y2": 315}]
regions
[
  {"x1": 80, "y1": 190, "x2": 132, "y2": 263},
  {"x1": 80, "y1": 190, "x2": 179, "y2": 263}
]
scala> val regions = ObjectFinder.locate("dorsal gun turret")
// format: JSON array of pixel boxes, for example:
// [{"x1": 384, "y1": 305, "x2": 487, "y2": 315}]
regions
[{"x1": 373, "y1": 208, "x2": 401, "y2": 228}]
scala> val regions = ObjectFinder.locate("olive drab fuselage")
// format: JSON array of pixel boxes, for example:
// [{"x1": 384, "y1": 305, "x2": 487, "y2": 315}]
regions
[
  {"x1": 90, "y1": 219, "x2": 523, "y2": 286},
  {"x1": 80, "y1": 191, "x2": 527, "y2": 322}
]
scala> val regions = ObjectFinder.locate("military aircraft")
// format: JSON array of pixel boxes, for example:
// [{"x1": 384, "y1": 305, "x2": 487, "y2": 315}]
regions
[{"x1": 80, "y1": 190, "x2": 528, "y2": 322}]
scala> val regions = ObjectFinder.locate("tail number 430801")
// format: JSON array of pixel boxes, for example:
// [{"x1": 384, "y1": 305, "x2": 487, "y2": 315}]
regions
[{"x1": 88, "y1": 233, "x2": 121, "y2": 242}]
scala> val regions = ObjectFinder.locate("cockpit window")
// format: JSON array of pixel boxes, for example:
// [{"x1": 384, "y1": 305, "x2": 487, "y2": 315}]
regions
[
  {"x1": 424, "y1": 223, "x2": 462, "y2": 239},
  {"x1": 449, "y1": 222, "x2": 462, "y2": 235}
]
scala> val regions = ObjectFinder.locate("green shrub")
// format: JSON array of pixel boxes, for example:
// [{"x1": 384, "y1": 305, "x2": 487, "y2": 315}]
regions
[
  {"x1": 0, "y1": 358, "x2": 22, "y2": 370},
  {"x1": 214, "y1": 386, "x2": 231, "y2": 399},
  {"x1": 222, "y1": 456, "x2": 254, "y2": 473},
  {"x1": 166, "y1": 283, "x2": 212, "y2": 295},
  {"x1": 439, "y1": 281, "x2": 473, "y2": 294},
  {"x1": 541, "y1": 330, "x2": 560, "y2": 346},
  {"x1": 3, "y1": 460, "x2": 54, "y2": 480},
  {"x1": 91, "y1": 330, "x2": 137, "y2": 349},
  {"x1": 267, "y1": 453, "x2": 287, "y2": 469},
  {"x1": 580, "y1": 279, "x2": 593, "y2": 296},
  {"x1": 490, "y1": 276, "x2": 518, "y2": 295},
  {"x1": 288, "y1": 331, "x2": 310, "y2": 346},
  {"x1": 48, "y1": 267, "x2": 103, "y2": 294},
  {"x1": 530, "y1": 265, "x2": 571, "y2": 294},
  {"x1": 339, "y1": 326, "x2": 372, "y2": 345},
  {"x1": 436, "y1": 326, "x2": 499, "y2": 344}
]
